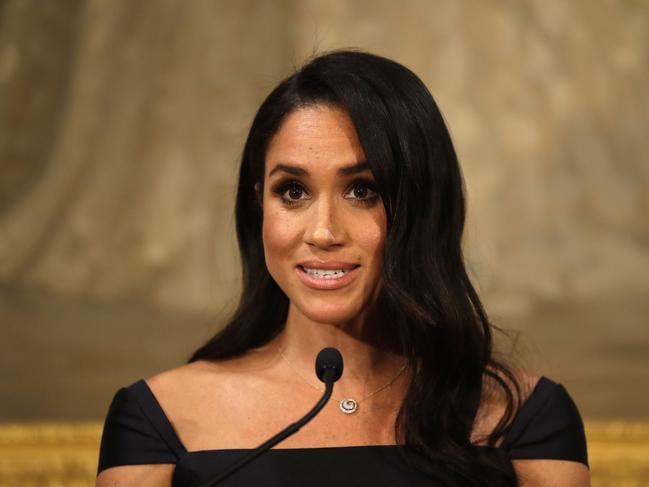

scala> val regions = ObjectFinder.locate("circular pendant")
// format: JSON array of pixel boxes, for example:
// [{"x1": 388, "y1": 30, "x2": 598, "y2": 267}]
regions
[{"x1": 340, "y1": 398, "x2": 358, "y2": 414}]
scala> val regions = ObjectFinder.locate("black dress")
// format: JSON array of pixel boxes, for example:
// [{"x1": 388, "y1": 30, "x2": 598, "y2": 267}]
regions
[{"x1": 97, "y1": 376, "x2": 588, "y2": 486}]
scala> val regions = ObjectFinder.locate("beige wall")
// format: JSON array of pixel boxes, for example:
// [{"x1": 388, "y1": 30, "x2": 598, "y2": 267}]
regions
[{"x1": 0, "y1": 0, "x2": 647, "y2": 419}]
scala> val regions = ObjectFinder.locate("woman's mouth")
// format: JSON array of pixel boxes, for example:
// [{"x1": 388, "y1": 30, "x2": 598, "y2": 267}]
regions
[
  {"x1": 296, "y1": 265, "x2": 361, "y2": 290},
  {"x1": 301, "y1": 266, "x2": 357, "y2": 278}
]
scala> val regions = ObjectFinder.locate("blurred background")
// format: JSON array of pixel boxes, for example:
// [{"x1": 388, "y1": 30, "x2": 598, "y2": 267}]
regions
[{"x1": 0, "y1": 0, "x2": 647, "y2": 484}]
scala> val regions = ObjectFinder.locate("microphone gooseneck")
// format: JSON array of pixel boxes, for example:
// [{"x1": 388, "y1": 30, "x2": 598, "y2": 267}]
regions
[{"x1": 201, "y1": 347, "x2": 344, "y2": 487}]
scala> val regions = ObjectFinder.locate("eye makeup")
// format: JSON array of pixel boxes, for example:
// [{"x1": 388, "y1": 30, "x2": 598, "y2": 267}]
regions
[{"x1": 270, "y1": 177, "x2": 380, "y2": 208}]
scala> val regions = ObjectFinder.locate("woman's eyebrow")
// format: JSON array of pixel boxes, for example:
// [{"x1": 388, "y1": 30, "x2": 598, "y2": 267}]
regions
[
  {"x1": 268, "y1": 163, "x2": 306, "y2": 177},
  {"x1": 339, "y1": 161, "x2": 370, "y2": 175},
  {"x1": 268, "y1": 161, "x2": 370, "y2": 177}
]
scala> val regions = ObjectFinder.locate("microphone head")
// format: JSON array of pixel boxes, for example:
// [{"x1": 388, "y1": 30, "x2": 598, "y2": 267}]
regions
[{"x1": 315, "y1": 347, "x2": 343, "y2": 383}]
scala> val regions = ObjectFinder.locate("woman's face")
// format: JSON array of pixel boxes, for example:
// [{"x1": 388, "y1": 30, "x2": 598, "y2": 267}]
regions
[{"x1": 261, "y1": 104, "x2": 387, "y2": 325}]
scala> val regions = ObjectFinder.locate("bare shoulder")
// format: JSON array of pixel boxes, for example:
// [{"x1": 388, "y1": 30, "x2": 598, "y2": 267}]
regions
[
  {"x1": 472, "y1": 367, "x2": 541, "y2": 446},
  {"x1": 513, "y1": 459, "x2": 590, "y2": 486},
  {"x1": 144, "y1": 359, "x2": 240, "y2": 411},
  {"x1": 145, "y1": 359, "x2": 220, "y2": 393},
  {"x1": 482, "y1": 366, "x2": 541, "y2": 406},
  {"x1": 500, "y1": 369, "x2": 590, "y2": 485},
  {"x1": 96, "y1": 464, "x2": 174, "y2": 487},
  {"x1": 141, "y1": 349, "x2": 284, "y2": 451},
  {"x1": 145, "y1": 348, "x2": 278, "y2": 400}
]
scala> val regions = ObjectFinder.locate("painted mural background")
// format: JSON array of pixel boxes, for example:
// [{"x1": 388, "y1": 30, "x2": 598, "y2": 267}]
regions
[{"x1": 0, "y1": 1, "x2": 648, "y2": 483}]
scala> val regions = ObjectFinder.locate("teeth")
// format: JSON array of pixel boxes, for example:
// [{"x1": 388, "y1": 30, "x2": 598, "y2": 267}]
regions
[{"x1": 302, "y1": 267, "x2": 352, "y2": 279}]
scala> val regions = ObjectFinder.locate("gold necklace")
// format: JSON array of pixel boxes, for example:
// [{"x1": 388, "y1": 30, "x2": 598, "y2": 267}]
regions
[{"x1": 277, "y1": 346, "x2": 408, "y2": 415}]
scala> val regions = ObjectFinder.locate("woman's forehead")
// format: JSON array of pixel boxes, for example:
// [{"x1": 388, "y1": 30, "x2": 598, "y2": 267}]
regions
[{"x1": 264, "y1": 105, "x2": 366, "y2": 177}]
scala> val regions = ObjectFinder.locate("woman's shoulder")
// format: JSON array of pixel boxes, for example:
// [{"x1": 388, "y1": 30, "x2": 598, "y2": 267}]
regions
[
  {"x1": 99, "y1": 360, "x2": 239, "y2": 460},
  {"x1": 502, "y1": 375, "x2": 588, "y2": 461},
  {"x1": 477, "y1": 366, "x2": 589, "y2": 467},
  {"x1": 145, "y1": 349, "x2": 279, "y2": 400},
  {"x1": 472, "y1": 368, "x2": 540, "y2": 446},
  {"x1": 483, "y1": 366, "x2": 541, "y2": 403},
  {"x1": 499, "y1": 372, "x2": 590, "y2": 483},
  {"x1": 144, "y1": 360, "x2": 220, "y2": 394},
  {"x1": 143, "y1": 359, "x2": 242, "y2": 418},
  {"x1": 96, "y1": 368, "x2": 197, "y2": 478}
]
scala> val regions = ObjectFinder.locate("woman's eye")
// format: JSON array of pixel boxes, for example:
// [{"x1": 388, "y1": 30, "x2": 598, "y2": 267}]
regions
[
  {"x1": 274, "y1": 181, "x2": 309, "y2": 205},
  {"x1": 271, "y1": 179, "x2": 379, "y2": 207},
  {"x1": 345, "y1": 181, "x2": 379, "y2": 203},
  {"x1": 285, "y1": 184, "x2": 306, "y2": 201}
]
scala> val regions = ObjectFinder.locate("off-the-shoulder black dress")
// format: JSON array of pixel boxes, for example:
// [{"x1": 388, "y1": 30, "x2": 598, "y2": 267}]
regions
[{"x1": 97, "y1": 376, "x2": 588, "y2": 486}]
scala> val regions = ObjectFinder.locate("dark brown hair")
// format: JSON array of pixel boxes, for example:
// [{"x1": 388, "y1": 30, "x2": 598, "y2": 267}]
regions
[{"x1": 190, "y1": 49, "x2": 523, "y2": 486}]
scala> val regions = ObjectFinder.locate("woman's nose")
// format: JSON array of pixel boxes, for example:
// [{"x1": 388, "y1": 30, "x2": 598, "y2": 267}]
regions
[{"x1": 304, "y1": 198, "x2": 344, "y2": 249}]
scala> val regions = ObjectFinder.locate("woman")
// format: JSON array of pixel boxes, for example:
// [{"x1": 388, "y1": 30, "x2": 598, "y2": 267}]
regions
[{"x1": 96, "y1": 50, "x2": 589, "y2": 486}]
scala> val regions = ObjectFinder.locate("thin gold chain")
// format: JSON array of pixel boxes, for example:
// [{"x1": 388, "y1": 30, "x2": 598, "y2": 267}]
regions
[{"x1": 276, "y1": 345, "x2": 407, "y2": 404}]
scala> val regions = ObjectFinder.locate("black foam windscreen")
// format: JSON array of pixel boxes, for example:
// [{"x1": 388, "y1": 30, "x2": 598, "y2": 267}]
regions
[{"x1": 315, "y1": 347, "x2": 344, "y2": 383}]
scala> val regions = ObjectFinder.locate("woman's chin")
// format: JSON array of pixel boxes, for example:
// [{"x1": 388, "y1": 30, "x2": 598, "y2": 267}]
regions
[{"x1": 295, "y1": 304, "x2": 363, "y2": 326}]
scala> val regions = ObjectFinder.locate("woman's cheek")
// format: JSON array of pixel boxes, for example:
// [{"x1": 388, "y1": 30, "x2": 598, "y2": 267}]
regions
[
  {"x1": 353, "y1": 216, "x2": 385, "y2": 258},
  {"x1": 262, "y1": 210, "x2": 299, "y2": 274}
]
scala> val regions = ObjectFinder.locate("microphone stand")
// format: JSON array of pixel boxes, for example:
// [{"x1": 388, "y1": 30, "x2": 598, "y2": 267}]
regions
[{"x1": 200, "y1": 374, "x2": 335, "y2": 487}]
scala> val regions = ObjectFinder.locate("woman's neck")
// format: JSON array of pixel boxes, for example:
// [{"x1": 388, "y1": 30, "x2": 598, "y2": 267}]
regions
[{"x1": 268, "y1": 302, "x2": 409, "y2": 402}]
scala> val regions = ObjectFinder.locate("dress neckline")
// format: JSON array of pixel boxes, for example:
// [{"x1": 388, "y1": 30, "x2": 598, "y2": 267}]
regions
[{"x1": 132, "y1": 375, "x2": 554, "y2": 456}]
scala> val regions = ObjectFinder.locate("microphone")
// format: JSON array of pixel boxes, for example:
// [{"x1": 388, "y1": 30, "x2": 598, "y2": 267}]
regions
[
  {"x1": 201, "y1": 347, "x2": 344, "y2": 486},
  {"x1": 315, "y1": 347, "x2": 344, "y2": 383}
]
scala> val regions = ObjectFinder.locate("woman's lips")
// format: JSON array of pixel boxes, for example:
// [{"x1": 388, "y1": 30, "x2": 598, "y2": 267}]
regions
[{"x1": 295, "y1": 265, "x2": 360, "y2": 290}]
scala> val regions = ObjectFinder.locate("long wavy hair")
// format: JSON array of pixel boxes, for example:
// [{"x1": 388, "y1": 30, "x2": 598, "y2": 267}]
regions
[{"x1": 190, "y1": 50, "x2": 523, "y2": 486}]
